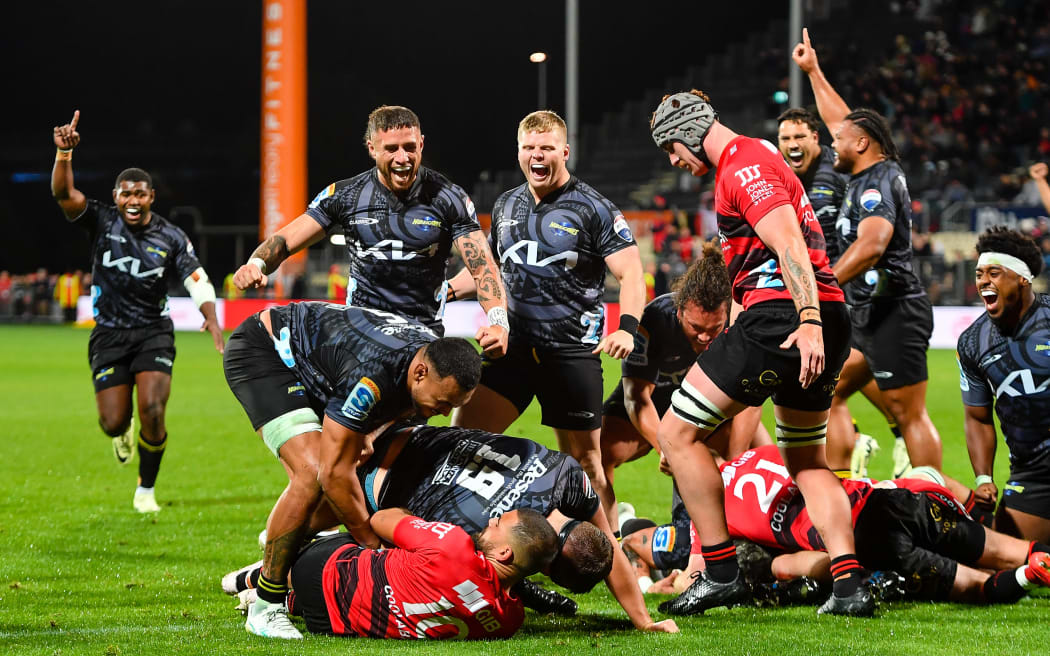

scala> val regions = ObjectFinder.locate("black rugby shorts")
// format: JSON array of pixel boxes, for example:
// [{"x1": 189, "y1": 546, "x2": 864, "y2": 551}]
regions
[
  {"x1": 1002, "y1": 447, "x2": 1050, "y2": 520},
  {"x1": 699, "y1": 301, "x2": 851, "y2": 412},
  {"x1": 88, "y1": 323, "x2": 176, "y2": 392},
  {"x1": 480, "y1": 342, "x2": 603, "y2": 430},
  {"x1": 850, "y1": 296, "x2": 933, "y2": 390},
  {"x1": 854, "y1": 488, "x2": 984, "y2": 600},
  {"x1": 222, "y1": 315, "x2": 318, "y2": 430}
]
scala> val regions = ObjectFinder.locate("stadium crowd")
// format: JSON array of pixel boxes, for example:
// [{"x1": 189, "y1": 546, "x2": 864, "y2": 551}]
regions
[{"x1": 32, "y1": 2, "x2": 1050, "y2": 644}]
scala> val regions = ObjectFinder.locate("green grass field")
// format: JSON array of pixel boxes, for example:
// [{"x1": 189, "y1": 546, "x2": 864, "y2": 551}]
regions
[{"x1": 0, "y1": 324, "x2": 1046, "y2": 655}]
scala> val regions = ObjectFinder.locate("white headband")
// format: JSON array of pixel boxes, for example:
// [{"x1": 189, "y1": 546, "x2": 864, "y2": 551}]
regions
[{"x1": 977, "y1": 252, "x2": 1033, "y2": 283}]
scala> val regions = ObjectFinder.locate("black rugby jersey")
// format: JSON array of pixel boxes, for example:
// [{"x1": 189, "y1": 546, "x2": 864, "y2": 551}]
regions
[
  {"x1": 375, "y1": 425, "x2": 600, "y2": 532},
  {"x1": 801, "y1": 145, "x2": 848, "y2": 263},
  {"x1": 267, "y1": 303, "x2": 436, "y2": 433},
  {"x1": 75, "y1": 199, "x2": 202, "y2": 329},
  {"x1": 489, "y1": 177, "x2": 635, "y2": 348},
  {"x1": 957, "y1": 294, "x2": 1050, "y2": 461},
  {"x1": 622, "y1": 293, "x2": 696, "y2": 394},
  {"x1": 305, "y1": 167, "x2": 480, "y2": 330},
  {"x1": 835, "y1": 160, "x2": 924, "y2": 305}
]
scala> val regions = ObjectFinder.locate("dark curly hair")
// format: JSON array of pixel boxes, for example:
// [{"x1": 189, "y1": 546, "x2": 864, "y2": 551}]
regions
[
  {"x1": 672, "y1": 239, "x2": 731, "y2": 312},
  {"x1": 975, "y1": 226, "x2": 1043, "y2": 277},
  {"x1": 776, "y1": 107, "x2": 822, "y2": 134},
  {"x1": 844, "y1": 108, "x2": 900, "y2": 161}
]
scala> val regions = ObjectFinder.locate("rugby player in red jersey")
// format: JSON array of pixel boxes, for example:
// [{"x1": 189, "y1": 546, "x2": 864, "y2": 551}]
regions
[
  {"x1": 724, "y1": 446, "x2": 1050, "y2": 604},
  {"x1": 286, "y1": 507, "x2": 557, "y2": 639},
  {"x1": 626, "y1": 445, "x2": 1050, "y2": 604},
  {"x1": 650, "y1": 89, "x2": 870, "y2": 616}
]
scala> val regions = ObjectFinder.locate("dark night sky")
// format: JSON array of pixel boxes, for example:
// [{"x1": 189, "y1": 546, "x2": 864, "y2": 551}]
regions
[{"x1": 1, "y1": 1, "x2": 787, "y2": 275}]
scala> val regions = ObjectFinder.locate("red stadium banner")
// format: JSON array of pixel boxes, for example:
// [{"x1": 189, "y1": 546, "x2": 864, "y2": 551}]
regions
[{"x1": 259, "y1": 0, "x2": 307, "y2": 271}]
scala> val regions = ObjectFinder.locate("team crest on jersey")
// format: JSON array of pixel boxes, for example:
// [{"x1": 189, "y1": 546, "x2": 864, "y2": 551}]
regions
[
  {"x1": 465, "y1": 197, "x2": 477, "y2": 220},
  {"x1": 308, "y1": 183, "x2": 336, "y2": 208},
  {"x1": 613, "y1": 215, "x2": 633, "y2": 241},
  {"x1": 342, "y1": 377, "x2": 380, "y2": 420},
  {"x1": 652, "y1": 525, "x2": 675, "y2": 552},
  {"x1": 860, "y1": 188, "x2": 882, "y2": 211}
]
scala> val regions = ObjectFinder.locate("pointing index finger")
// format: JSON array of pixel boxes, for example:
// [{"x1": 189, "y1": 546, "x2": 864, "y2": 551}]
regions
[
  {"x1": 802, "y1": 27, "x2": 811, "y2": 47},
  {"x1": 70, "y1": 110, "x2": 80, "y2": 130}
]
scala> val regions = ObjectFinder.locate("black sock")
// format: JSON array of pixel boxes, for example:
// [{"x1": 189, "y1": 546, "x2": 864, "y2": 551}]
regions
[
  {"x1": 889, "y1": 421, "x2": 903, "y2": 440},
  {"x1": 701, "y1": 540, "x2": 738, "y2": 583},
  {"x1": 830, "y1": 554, "x2": 863, "y2": 597},
  {"x1": 983, "y1": 570, "x2": 1025, "y2": 604},
  {"x1": 137, "y1": 432, "x2": 166, "y2": 488},
  {"x1": 235, "y1": 567, "x2": 262, "y2": 593},
  {"x1": 256, "y1": 573, "x2": 287, "y2": 604}
]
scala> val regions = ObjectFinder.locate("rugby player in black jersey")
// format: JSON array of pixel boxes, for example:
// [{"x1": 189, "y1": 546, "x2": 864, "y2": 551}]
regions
[
  {"x1": 233, "y1": 105, "x2": 509, "y2": 357},
  {"x1": 777, "y1": 107, "x2": 906, "y2": 478},
  {"x1": 223, "y1": 303, "x2": 481, "y2": 638},
  {"x1": 51, "y1": 111, "x2": 224, "y2": 514},
  {"x1": 223, "y1": 424, "x2": 678, "y2": 634},
  {"x1": 794, "y1": 29, "x2": 943, "y2": 478},
  {"x1": 959, "y1": 227, "x2": 1050, "y2": 543},
  {"x1": 448, "y1": 111, "x2": 645, "y2": 533}
]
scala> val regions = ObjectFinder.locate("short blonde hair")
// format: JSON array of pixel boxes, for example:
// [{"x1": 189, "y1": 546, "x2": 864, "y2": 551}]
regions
[{"x1": 518, "y1": 110, "x2": 567, "y2": 142}]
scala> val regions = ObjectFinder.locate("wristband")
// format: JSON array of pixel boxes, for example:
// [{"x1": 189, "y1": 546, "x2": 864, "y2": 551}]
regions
[
  {"x1": 797, "y1": 305, "x2": 819, "y2": 316},
  {"x1": 487, "y1": 306, "x2": 510, "y2": 331},
  {"x1": 248, "y1": 257, "x2": 268, "y2": 275},
  {"x1": 618, "y1": 314, "x2": 640, "y2": 336},
  {"x1": 975, "y1": 474, "x2": 994, "y2": 487},
  {"x1": 56, "y1": 148, "x2": 72, "y2": 161},
  {"x1": 800, "y1": 318, "x2": 823, "y2": 326}
]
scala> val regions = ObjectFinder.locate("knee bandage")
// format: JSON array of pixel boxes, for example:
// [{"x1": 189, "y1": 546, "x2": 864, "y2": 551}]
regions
[
  {"x1": 775, "y1": 421, "x2": 827, "y2": 448},
  {"x1": 670, "y1": 380, "x2": 727, "y2": 432},
  {"x1": 260, "y1": 408, "x2": 322, "y2": 457}
]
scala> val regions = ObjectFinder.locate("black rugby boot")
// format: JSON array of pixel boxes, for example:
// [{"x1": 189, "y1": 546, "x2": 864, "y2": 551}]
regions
[{"x1": 658, "y1": 571, "x2": 751, "y2": 616}]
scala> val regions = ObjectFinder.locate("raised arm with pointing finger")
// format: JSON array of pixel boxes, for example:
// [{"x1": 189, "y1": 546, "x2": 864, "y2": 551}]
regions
[{"x1": 791, "y1": 28, "x2": 851, "y2": 135}]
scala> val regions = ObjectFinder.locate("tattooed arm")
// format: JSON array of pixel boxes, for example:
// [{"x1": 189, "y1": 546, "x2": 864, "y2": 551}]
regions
[
  {"x1": 233, "y1": 214, "x2": 326, "y2": 290},
  {"x1": 753, "y1": 204, "x2": 825, "y2": 388},
  {"x1": 453, "y1": 229, "x2": 510, "y2": 358}
]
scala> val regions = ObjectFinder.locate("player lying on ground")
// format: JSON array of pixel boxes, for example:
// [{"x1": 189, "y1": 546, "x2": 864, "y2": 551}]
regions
[
  {"x1": 223, "y1": 423, "x2": 678, "y2": 633},
  {"x1": 625, "y1": 444, "x2": 1050, "y2": 606},
  {"x1": 284, "y1": 507, "x2": 557, "y2": 639}
]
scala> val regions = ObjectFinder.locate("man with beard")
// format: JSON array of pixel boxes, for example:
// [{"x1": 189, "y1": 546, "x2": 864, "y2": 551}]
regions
[
  {"x1": 958, "y1": 227, "x2": 1050, "y2": 543},
  {"x1": 285, "y1": 507, "x2": 557, "y2": 639},
  {"x1": 233, "y1": 105, "x2": 509, "y2": 357},
  {"x1": 793, "y1": 29, "x2": 943, "y2": 480}
]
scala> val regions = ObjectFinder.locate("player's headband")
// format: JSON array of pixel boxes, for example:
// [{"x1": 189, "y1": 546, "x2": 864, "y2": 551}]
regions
[
  {"x1": 977, "y1": 252, "x2": 1033, "y2": 283},
  {"x1": 557, "y1": 519, "x2": 582, "y2": 549}
]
